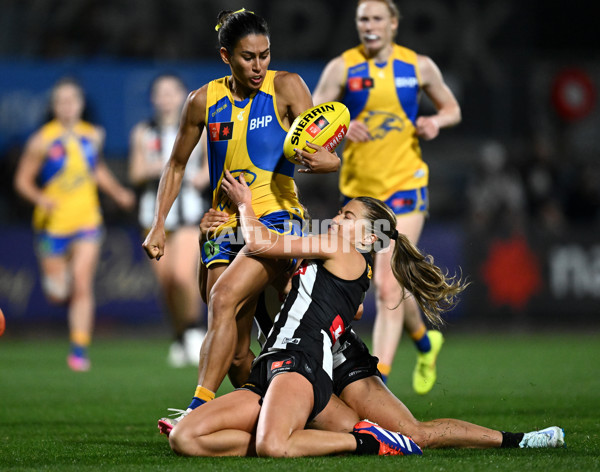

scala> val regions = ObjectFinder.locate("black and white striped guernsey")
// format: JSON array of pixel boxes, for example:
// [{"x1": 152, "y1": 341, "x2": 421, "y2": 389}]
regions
[
  {"x1": 136, "y1": 119, "x2": 209, "y2": 230},
  {"x1": 258, "y1": 251, "x2": 373, "y2": 380}
]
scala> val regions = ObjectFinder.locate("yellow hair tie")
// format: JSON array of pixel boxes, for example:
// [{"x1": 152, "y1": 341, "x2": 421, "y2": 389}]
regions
[{"x1": 215, "y1": 8, "x2": 255, "y2": 31}]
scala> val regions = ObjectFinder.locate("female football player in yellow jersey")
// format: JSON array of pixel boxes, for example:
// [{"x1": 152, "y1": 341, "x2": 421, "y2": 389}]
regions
[
  {"x1": 14, "y1": 77, "x2": 135, "y2": 371},
  {"x1": 312, "y1": 0, "x2": 461, "y2": 394},
  {"x1": 142, "y1": 9, "x2": 340, "y2": 425},
  {"x1": 129, "y1": 73, "x2": 210, "y2": 368}
]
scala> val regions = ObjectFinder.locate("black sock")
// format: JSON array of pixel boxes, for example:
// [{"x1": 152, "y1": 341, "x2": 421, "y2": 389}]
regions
[
  {"x1": 351, "y1": 432, "x2": 380, "y2": 455},
  {"x1": 501, "y1": 431, "x2": 525, "y2": 448}
]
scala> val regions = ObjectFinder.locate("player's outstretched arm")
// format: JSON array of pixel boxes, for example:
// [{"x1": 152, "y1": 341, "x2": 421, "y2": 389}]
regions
[{"x1": 221, "y1": 170, "x2": 339, "y2": 260}]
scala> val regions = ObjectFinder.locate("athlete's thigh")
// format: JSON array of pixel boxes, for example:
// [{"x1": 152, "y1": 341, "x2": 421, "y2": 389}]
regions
[
  {"x1": 168, "y1": 226, "x2": 201, "y2": 277},
  {"x1": 205, "y1": 263, "x2": 228, "y2": 302},
  {"x1": 257, "y1": 372, "x2": 313, "y2": 441},
  {"x1": 212, "y1": 251, "x2": 288, "y2": 308},
  {"x1": 340, "y1": 376, "x2": 418, "y2": 432},
  {"x1": 177, "y1": 389, "x2": 261, "y2": 437},
  {"x1": 307, "y1": 394, "x2": 359, "y2": 433},
  {"x1": 39, "y1": 253, "x2": 69, "y2": 281},
  {"x1": 395, "y1": 211, "x2": 425, "y2": 245}
]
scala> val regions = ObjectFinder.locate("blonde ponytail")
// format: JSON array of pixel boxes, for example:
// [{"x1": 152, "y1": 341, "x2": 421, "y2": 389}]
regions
[
  {"x1": 390, "y1": 232, "x2": 467, "y2": 326},
  {"x1": 354, "y1": 196, "x2": 468, "y2": 326}
]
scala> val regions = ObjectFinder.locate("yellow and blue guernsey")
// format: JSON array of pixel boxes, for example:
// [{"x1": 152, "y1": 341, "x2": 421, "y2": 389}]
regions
[
  {"x1": 340, "y1": 44, "x2": 428, "y2": 213},
  {"x1": 33, "y1": 120, "x2": 102, "y2": 237},
  {"x1": 203, "y1": 70, "x2": 304, "y2": 266}
]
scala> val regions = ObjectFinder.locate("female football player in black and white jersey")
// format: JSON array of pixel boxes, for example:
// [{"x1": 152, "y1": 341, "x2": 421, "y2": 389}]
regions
[
  {"x1": 166, "y1": 170, "x2": 464, "y2": 457},
  {"x1": 249, "y1": 268, "x2": 565, "y2": 450},
  {"x1": 183, "y1": 194, "x2": 565, "y2": 453}
]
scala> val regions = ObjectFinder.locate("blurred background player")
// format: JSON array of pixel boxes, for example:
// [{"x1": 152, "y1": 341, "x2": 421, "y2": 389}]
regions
[
  {"x1": 14, "y1": 77, "x2": 135, "y2": 371},
  {"x1": 312, "y1": 0, "x2": 461, "y2": 394},
  {"x1": 129, "y1": 73, "x2": 210, "y2": 367}
]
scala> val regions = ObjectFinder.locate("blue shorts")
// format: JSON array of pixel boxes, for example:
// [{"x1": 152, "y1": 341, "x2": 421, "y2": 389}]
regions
[
  {"x1": 201, "y1": 210, "x2": 305, "y2": 268},
  {"x1": 35, "y1": 227, "x2": 104, "y2": 257},
  {"x1": 342, "y1": 186, "x2": 428, "y2": 216}
]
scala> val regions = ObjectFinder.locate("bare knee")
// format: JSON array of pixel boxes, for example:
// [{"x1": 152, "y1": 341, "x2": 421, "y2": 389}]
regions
[
  {"x1": 70, "y1": 277, "x2": 94, "y2": 304},
  {"x1": 255, "y1": 432, "x2": 287, "y2": 458},
  {"x1": 209, "y1": 284, "x2": 238, "y2": 319},
  {"x1": 169, "y1": 424, "x2": 194, "y2": 456},
  {"x1": 375, "y1": 276, "x2": 403, "y2": 307},
  {"x1": 171, "y1": 269, "x2": 195, "y2": 293},
  {"x1": 42, "y1": 276, "x2": 70, "y2": 304}
]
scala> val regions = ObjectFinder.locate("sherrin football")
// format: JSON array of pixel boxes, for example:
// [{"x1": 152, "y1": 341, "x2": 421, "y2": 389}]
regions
[{"x1": 283, "y1": 101, "x2": 350, "y2": 164}]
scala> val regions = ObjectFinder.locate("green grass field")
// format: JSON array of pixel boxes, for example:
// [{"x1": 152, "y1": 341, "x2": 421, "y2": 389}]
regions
[{"x1": 1, "y1": 332, "x2": 599, "y2": 471}]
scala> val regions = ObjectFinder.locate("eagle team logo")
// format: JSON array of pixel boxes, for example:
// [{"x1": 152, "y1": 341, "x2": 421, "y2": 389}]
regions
[
  {"x1": 209, "y1": 122, "x2": 234, "y2": 141},
  {"x1": 306, "y1": 115, "x2": 330, "y2": 138},
  {"x1": 364, "y1": 110, "x2": 404, "y2": 140},
  {"x1": 215, "y1": 169, "x2": 257, "y2": 211}
]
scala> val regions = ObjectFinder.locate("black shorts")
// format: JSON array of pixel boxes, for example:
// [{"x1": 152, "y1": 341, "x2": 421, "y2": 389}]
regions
[
  {"x1": 332, "y1": 330, "x2": 382, "y2": 397},
  {"x1": 240, "y1": 350, "x2": 333, "y2": 423}
]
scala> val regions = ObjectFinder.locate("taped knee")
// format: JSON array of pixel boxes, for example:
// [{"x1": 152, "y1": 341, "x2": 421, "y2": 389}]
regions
[{"x1": 42, "y1": 275, "x2": 70, "y2": 303}]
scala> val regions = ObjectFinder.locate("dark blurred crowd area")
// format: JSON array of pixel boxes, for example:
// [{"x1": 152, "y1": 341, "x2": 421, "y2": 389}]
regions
[
  {"x1": 466, "y1": 135, "x2": 600, "y2": 237},
  {"x1": 1, "y1": 0, "x2": 598, "y2": 236}
]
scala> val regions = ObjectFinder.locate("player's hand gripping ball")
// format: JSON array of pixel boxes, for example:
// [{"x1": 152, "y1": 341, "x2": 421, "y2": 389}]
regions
[{"x1": 283, "y1": 101, "x2": 350, "y2": 164}]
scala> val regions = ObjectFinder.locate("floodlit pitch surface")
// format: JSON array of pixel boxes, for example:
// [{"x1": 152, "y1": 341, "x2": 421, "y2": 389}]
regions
[{"x1": 1, "y1": 333, "x2": 598, "y2": 471}]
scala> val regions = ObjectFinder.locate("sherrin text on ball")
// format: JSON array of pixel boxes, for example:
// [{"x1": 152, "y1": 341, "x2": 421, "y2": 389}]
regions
[{"x1": 283, "y1": 101, "x2": 350, "y2": 163}]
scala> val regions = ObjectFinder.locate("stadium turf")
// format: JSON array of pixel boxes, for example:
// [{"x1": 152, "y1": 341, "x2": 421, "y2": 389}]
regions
[{"x1": 1, "y1": 332, "x2": 598, "y2": 471}]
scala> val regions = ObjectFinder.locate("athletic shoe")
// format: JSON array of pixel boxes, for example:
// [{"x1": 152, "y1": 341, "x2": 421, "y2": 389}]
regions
[
  {"x1": 519, "y1": 426, "x2": 565, "y2": 448},
  {"x1": 157, "y1": 408, "x2": 192, "y2": 437},
  {"x1": 182, "y1": 327, "x2": 206, "y2": 366},
  {"x1": 67, "y1": 353, "x2": 90, "y2": 372},
  {"x1": 353, "y1": 420, "x2": 423, "y2": 456},
  {"x1": 413, "y1": 330, "x2": 444, "y2": 395},
  {"x1": 167, "y1": 341, "x2": 188, "y2": 368}
]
